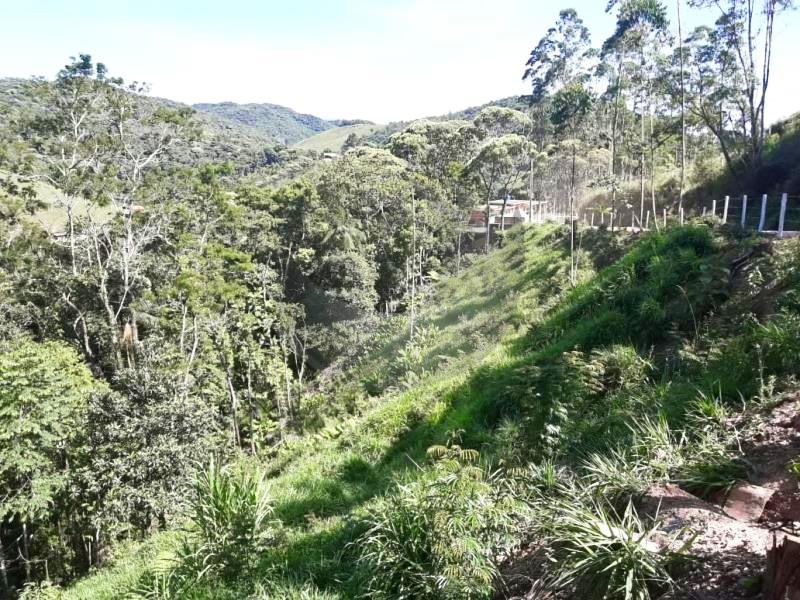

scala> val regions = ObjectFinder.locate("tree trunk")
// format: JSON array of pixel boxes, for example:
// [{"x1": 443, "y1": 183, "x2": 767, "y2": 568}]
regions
[
  {"x1": 65, "y1": 199, "x2": 78, "y2": 276},
  {"x1": 456, "y1": 228, "x2": 462, "y2": 274},
  {"x1": 484, "y1": 191, "x2": 492, "y2": 254},
  {"x1": 650, "y1": 110, "x2": 658, "y2": 229},
  {"x1": 570, "y1": 142, "x2": 577, "y2": 285},
  {"x1": 246, "y1": 361, "x2": 256, "y2": 455},
  {"x1": 281, "y1": 337, "x2": 294, "y2": 421},
  {"x1": 676, "y1": 0, "x2": 687, "y2": 212},
  {"x1": 410, "y1": 190, "x2": 417, "y2": 340},
  {"x1": 500, "y1": 192, "x2": 509, "y2": 247},
  {"x1": 0, "y1": 535, "x2": 8, "y2": 595},
  {"x1": 764, "y1": 534, "x2": 800, "y2": 600},
  {"x1": 610, "y1": 62, "x2": 625, "y2": 232},
  {"x1": 528, "y1": 158, "x2": 534, "y2": 223},
  {"x1": 22, "y1": 522, "x2": 30, "y2": 582},
  {"x1": 639, "y1": 73, "x2": 646, "y2": 227},
  {"x1": 226, "y1": 371, "x2": 240, "y2": 448}
]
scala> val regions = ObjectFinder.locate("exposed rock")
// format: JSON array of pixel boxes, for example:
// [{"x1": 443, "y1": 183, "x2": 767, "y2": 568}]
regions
[{"x1": 724, "y1": 482, "x2": 776, "y2": 522}]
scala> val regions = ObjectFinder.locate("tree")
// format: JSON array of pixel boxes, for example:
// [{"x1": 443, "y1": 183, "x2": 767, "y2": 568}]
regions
[
  {"x1": 523, "y1": 9, "x2": 594, "y2": 103},
  {"x1": 605, "y1": 0, "x2": 670, "y2": 226},
  {"x1": 676, "y1": 0, "x2": 688, "y2": 211},
  {"x1": 24, "y1": 55, "x2": 114, "y2": 275},
  {"x1": 342, "y1": 132, "x2": 360, "y2": 151},
  {"x1": 20, "y1": 56, "x2": 197, "y2": 373},
  {"x1": 467, "y1": 135, "x2": 534, "y2": 252},
  {"x1": 550, "y1": 82, "x2": 595, "y2": 284},
  {"x1": 686, "y1": 0, "x2": 796, "y2": 175},
  {"x1": 473, "y1": 106, "x2": 532, "y2": 138},
  {"x1": 0, "y1": 338, "x2": 97, "y2": 586}
]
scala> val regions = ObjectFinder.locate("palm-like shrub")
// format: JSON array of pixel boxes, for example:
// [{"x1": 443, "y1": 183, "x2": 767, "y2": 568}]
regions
[
  {"x1": 178, "y1": 460, "x2": 274, "y2": 583},
  {"x1": 357, "y1": 445, "x2": 520, "y2": 600},
  {"x1": 549, "y1": 501, "x2": 684, "y2": 600}
]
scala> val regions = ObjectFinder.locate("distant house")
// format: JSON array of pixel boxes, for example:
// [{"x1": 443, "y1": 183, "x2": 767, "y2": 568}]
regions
[{"x1": 466, "y1": 199, "x2": 545, "y2": 234}]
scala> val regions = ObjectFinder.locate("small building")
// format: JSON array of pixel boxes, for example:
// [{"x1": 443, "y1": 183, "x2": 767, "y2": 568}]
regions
[{"x1": 466, "y1": 199, "x2": 545, "y2": 234}]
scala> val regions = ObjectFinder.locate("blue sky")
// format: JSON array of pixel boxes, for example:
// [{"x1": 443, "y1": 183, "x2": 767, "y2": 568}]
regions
[{"x1": 1, "y1": 1, "x2": 799, "y2": 124}]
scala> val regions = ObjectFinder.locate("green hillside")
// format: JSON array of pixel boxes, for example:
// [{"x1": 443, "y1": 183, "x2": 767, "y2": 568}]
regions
[
  {"x1": 0, "y1": 78, "x2": 275, "y2": 168},
  {"x1": 293, "y1": 123, "x2": 382, "y2": 152},
  {"x1": 193, "y1": 101, "x2": 373, "y2": 146},
  {"x1": 4, "y1": 7, "x2": 800, "y2": 594},
  {"x1": 49, "y1": 222, "x2": 800, "y2": 599},
  {"x1": 362, "y1": 96, "x2": 526, "y2": 146}
]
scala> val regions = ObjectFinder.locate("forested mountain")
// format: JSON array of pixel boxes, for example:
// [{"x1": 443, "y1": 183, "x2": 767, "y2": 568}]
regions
[
  {"x1": 0, "y1": 77, "x2": 282, "y2": 170},
  {"x1": 2, "y1": 0, "x2": 800, "y2": 598},
  {"x1": 193, "y1": 101, "x2": 373, "y2": 145}
]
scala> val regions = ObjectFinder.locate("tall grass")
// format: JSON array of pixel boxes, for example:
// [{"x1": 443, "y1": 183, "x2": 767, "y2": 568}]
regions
[
  {"x1": 138, "y1": 460, "x2": 275, "y2": 597},
  {"x1": 357, "y1": 445, "x2": 522, "y2": 600},
  {"x1": 547, "y1": 501, "x2": 685, "y2": 600}
]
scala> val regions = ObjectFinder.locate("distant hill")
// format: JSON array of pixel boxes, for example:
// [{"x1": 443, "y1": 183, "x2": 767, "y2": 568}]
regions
[
  {"x1": 293, "y1": 123, "x2": 382, "y2": 153},
  {"x1": 363, "y1": 95, "x2": 528, "y2": 146},
  {"x1": 193, "y1": 101, "x2": 372, "y2": 146},
  {"x1": 0, "y1": 78, "x2": 276, "y2": 169}
]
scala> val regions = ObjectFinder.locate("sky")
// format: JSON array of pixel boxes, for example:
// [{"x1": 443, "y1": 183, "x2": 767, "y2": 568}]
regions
[{"x1": 1, "y1": 0, "x2": 799, "y2": 124}]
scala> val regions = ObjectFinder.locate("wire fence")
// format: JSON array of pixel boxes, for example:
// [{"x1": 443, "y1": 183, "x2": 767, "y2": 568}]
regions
[
  {"x1": 531, "y1": 193, "x2": 800, "y2": 238},
  {"x1": 697, "y1": 193, "x2": 800, "y2": 236}
]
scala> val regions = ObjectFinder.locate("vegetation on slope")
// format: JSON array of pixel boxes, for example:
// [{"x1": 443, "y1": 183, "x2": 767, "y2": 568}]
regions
[
  {"x1": 0, "y1": 77, "x2": 277, "y2": 170},
  {"x1": 193, "y1": 101, "x2": 372, "y2": 146},
  {"x1": 2, "y1": 0, "x2": 799, "y2": 595},
  {"x1": 293, "y1": 124, "x2": 382, "y2": 153},
  {"x1": 32, "y1": 222, "x2": 800, "y2": 599}
]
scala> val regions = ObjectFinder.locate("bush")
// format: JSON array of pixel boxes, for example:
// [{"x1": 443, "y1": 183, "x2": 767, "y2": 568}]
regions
[
  {"x1": 357, "y1": 446, "x2": 520, "y2": 600},
  {"x1": 548, "y1": 501, "x2": 685, "y2": 600},
  {"x1": 392, "y1": 324, "x2": 441, "y2": 385},
  {"x1": 163, "y1": 460, "x2": 275, "y2": 593}
]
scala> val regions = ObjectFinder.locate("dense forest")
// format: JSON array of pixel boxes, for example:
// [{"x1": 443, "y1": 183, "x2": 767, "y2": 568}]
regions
[{"x1": 1, "y1": 1, "x2": 800, "y2": 599}]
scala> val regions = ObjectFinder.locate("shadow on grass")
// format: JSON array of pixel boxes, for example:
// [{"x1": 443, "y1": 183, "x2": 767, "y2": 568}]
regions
[{"x1": 255, "y1": 225, "x2": 731, "y2": 596}]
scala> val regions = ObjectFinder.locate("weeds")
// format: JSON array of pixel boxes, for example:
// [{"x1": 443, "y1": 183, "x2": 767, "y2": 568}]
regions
[
  {"x1": 357, "y1": 444, "x2": 521, "y2": 600},
  {"x1": 548, "y1": 501, "x2": 687, "y2": 600},
  {"x1": 57, "y1": 227, "x2": 800, "y2": 600}
]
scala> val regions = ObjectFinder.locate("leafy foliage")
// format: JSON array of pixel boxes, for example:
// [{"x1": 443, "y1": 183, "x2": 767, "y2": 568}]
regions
[
  {"x1": 0, "y1": 338, "x2": 96, "y2": 522},
  {"x1": 357, "y1": 444, "x2": 519, "y2": 600}
]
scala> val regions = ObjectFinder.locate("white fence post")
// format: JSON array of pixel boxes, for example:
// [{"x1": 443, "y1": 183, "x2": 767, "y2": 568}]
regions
[
  {"x1": 712, "y1": 199, "x2": 717, "y2": 216},
  {"x1": 646, "y1": 211, "x2": 650, "y2": 230},
  {"x1": 779, "y1": 193, "x2": 788, "y2": 238},
  {"x1": 702, "y1": 206, "x2": 707, "y2": 217},
  {"x1": 663, "y1": 209, "x2": 667, "y2": 228},
  {"x1": 591, "y1": 212, "x2": 595, "y2": 227},
  {"x1": 758, "y1": 194, "x2": 768, "y2": 232},
  {"x1": 722, "y1": 195, "x2": 730, "y2": 223},
  {"x1": 741, "y1": 195, "x2": 748, "y2": 228}
]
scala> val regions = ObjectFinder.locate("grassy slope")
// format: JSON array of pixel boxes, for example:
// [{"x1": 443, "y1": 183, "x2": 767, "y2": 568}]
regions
[
  {"x1": 60, "y1": 223, "x2": 800, "y2": 599},
  {"x1": 293, "y1": 124, "x2": 382, "y2": 153},
  {"x1": 59, "y1": 225, "x2": 575, "y2": 598},
  {"x1": 0, "y1": 172, "x2": 116, "y2": 234},
  {"x1": 29, "y1": 183, "x2": 115, "y2": 233}
]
